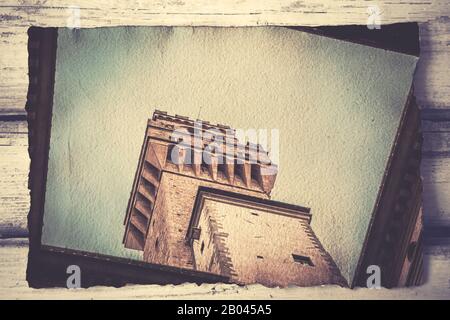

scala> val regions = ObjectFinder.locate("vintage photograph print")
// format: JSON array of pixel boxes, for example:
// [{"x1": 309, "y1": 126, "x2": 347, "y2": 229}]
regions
[{"x1": 26, "y1": 25, "x2": 422, "y2": 289}]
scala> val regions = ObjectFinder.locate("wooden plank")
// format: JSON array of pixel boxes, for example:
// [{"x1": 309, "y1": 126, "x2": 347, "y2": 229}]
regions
[
  {"x1": 423, "y1": 132, "x2": 450, "y2": 156},
  {"x1": 0, "y1": 26, "x2": 29, "y2": 115},
  {"x1": 0, "y1": 3, "x2": 449, "y2": 115},
  {"x1": 421, "y1": 112, "x2": 450, "y2": 228},
  {"x1": 0, "y1": 239, "x2": 28, "y2": 289},
  {"x1": 0, "y1": 239, "x2": 448, "y2": 299},
  {"x1": 423, "y1": 178, "x2": 450, "y2": 226},
  {"x1": 0, "y1": 120, "x2": 29, "y2": 238},
  {"x1": 0, "y1": 0, "x2": 447, "y2": 299},
  {"x1": 415, "y1": 17, "x2": 450, "y2": 109},
  {"x1": 421, "y1": 244, "x2": 450, "y2": 295}
]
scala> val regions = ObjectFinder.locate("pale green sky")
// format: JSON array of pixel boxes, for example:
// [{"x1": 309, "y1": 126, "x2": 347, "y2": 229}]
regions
[{"x1": 42, "y1": 27, "x2": 417, "y2": 284}]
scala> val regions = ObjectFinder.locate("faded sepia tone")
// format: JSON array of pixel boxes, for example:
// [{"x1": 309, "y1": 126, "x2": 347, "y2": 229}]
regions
[
  {"x1": 41, "y1": 27, "x2": 418, "y2": 285},
  {"x1": 123, "y1": 111, "x2": 346, "y2": 287}
]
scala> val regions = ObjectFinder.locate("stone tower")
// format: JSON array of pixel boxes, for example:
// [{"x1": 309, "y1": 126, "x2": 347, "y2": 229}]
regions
[{"x1": 123, "y1": 110, "x2": 346, "y2": 287}]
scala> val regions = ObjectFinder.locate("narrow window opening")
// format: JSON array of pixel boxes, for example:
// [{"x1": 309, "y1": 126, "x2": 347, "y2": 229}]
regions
[
  {"x1": 292, "y1": 254, "x2": 314, "y2": 266},
  {"x1": 251, "y1": 164, "x2": 260, "y2": 184},
  {"x1": 155, "y1": 237, "x2": 159, "y2": 249},
  {"x1": 200, "y1": 241, "x2": 205, "y2": 254},
  {"x1": 217, "y1": 163, "x2": 226, "y2": 179},
  {"x1": 256, "y1": 255, "x2": 264, "y2": 259}
]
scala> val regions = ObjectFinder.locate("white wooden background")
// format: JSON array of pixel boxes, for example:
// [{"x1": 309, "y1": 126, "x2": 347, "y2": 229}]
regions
[{"x1": 0, "y1": 1, "x2": 449, "y2": 299}]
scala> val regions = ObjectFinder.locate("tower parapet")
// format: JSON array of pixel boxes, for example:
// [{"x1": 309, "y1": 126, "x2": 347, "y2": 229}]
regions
[
  {"x1": 122, "y1": 109, "x2": 347, "y2": 287},
  {"x1": 147, "y1": 110, "x2": 277, "y2": 193},
  {"x1": 123, "y1": 110, "x2": 277, "y2": 252}
]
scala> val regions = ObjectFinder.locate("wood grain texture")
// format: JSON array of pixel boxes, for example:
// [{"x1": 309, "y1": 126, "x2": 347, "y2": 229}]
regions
[
  {"x1": 0, "y1": 2, "x2": 449, "y2": 114},
  {"x1": 0, "y1": 120, "x2": 29, "y2": 238},
  {"x1": 0, "y1": 239, "x2": 448, "y2": 299}
]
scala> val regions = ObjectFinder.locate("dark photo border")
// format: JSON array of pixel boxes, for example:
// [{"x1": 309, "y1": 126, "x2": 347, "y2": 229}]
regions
[{"x1": 25, "y1": 24, "x2": 421, "y2": 288}]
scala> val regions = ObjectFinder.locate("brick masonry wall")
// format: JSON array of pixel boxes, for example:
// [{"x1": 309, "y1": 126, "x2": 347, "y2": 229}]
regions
[
  {"x1": 143, "y1": 171, "x2": 268, "y2": 269},
  {"x1": 195, "y1": 200, "x2": 348, "y2": 287}
]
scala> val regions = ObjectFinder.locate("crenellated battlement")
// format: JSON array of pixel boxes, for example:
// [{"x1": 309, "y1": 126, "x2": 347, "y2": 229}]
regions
[{"x1": 146, "y1": 110, "x2": 278, "y2": 193}]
